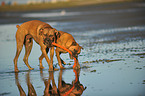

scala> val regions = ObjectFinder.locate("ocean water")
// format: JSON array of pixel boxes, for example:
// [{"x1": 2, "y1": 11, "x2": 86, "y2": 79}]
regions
[{"x1": 0, "y1": 2, "x2": 145, "y2": 96}]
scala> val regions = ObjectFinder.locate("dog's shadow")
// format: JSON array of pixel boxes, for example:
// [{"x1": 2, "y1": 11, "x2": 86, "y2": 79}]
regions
[{"x1": 15, "y1": 69, "x2": 86, "y2": 96}]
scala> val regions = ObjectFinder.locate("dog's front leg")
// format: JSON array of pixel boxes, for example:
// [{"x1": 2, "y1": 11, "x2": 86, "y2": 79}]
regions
[
  {"x1": 50, "y1": 47, "x2": 59, "y2": 71},
  {"x1": 40, "y1": 45, "x2": 53, "y2": 71},
  {"x1": 50, "y1": 47, "x2": 54, "y2": 66},
  {"x1": 55, "y1": 49, "x2": 65, "y2": 69},
  {"x1": 39, "y1": 47, "x2": 49, "y2": 69}
]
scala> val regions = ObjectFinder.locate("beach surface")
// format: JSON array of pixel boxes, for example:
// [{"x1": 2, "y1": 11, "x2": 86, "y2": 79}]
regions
[{"x1": 0, "y1": 2, "x2": 145, "y2": 96}]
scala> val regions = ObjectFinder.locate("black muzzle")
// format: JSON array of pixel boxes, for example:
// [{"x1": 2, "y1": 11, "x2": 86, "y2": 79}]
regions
[{"x1": 43, "y1": 38, "x2": 52, "y2": 46}]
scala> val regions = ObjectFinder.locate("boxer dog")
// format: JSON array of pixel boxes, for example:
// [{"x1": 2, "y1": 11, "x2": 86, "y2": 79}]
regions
[
  {"x1": 13, "y1": 20, "x2": 56, "y2": 72},
  {"x1": 54, "y1": 30, "x2": 83, "y2": 69}
]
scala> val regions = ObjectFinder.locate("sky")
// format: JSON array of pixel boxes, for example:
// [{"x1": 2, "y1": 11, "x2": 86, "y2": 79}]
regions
[{"x1": 0, "y1": 0, "x2": 52, "y2": 4}]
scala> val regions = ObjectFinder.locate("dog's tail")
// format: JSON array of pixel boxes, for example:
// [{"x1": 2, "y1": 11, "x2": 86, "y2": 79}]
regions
[{"x1": 16, "y1": 25, "x2": 20, "y2": 28}]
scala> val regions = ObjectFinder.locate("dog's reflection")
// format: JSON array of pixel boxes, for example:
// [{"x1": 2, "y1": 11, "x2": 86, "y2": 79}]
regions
[
  {"x1": 41, "y1": 69, "x2": 86, "y2": 96},
  {"x1": 15, "y1": 71, "x2": 37, "y2": 96},
  {"x1": 40, "y1": 70, "x2": 58, "y2": 96},
  {"x1": 15, "y1": 69, "x2": 86, "y2": 96},
  {"x1": 58, "y1": 69, "x2": 86, "y2": 96}
]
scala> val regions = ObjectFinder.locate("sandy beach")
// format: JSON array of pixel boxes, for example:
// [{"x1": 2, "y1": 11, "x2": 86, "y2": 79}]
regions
[{"x1": 0, "y1": 1, "x2": 145, "y2": 96}]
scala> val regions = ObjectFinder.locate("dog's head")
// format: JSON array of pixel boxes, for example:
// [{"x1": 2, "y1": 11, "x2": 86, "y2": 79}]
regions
[
  {"x1": 69, "y1": 42, "x2": 83, "y2": 59},
  {"x1": 40, "y1": 28, "x2": 57, "y2": 46},
  {"x1": 37, "y1": 24, "x2": 58, "y2": 46}
]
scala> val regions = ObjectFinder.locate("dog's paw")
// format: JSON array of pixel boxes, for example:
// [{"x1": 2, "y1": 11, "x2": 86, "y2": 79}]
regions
[
  {"x1": 54, "y1": 68, "x2": 59, "y2": 71},
  {"x1": 15, "y1": 69, "x2": 19, "y2": 73},
  {"x1": 60, "y1": 66, "x2": 65, "y2": 69},
  {"x1": 40, "y1": 66, "x2": 44, "y2": 69},
  {"x1": 29, "y1": 68, "x2": 34, "y2": 70},
  {"x1": 48, "y1": 68, "x2": 59, "y2": 71}
]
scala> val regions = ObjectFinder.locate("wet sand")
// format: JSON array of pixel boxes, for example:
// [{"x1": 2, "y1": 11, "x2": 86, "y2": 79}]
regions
[{"x1": 0, "y1": 2, "x2": 145, "y2": 96}]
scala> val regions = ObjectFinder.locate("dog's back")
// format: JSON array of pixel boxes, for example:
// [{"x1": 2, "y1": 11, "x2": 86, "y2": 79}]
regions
[
  {"x1": 56, "y1": 31, "x2": 76, "y2": 48},
  {"x1": 17, "y1": 20, "x2": 51, "y2": 31},
  {"x1": 15, "y1": 20, "x2": 52, "y2": 40}
]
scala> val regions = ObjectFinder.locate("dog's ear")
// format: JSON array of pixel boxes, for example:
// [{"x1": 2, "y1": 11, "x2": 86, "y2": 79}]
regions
[
  {"x1": 37, "y1": 24, "x2": 44, "y2": 36},
  {"x1": 80, "y1": 46, "x2": 84, "y2": 50},
  {"x1": 37, "y1": 24, "x2": 52, "y2": 36},
  {"x1": 54, "y1": 29, "x2": 61, "y2": 38}
]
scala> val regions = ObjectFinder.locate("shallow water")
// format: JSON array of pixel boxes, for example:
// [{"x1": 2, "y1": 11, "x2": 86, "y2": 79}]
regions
[{"x1": 0, "y1": 2, "x2": 145, "y2": 96}]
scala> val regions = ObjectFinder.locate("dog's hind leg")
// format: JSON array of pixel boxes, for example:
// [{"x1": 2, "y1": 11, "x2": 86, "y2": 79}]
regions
[
  {"x1": 14, "y1": 44, "x2": 23, "y2": 72},
  {"x1": 23, "y1": 35, "x2": 34, "y2": 70},
  {"x1": 39, "y1": 47, "x2": 49, "y2": 69},
  {"x1": 13, "y1": 31, "x2": 25, "y2": 72}
]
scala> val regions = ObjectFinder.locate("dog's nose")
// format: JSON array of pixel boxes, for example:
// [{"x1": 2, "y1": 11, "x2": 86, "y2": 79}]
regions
[{"x1": 48, "y1": 39, "x2": 52, "y2": 43}]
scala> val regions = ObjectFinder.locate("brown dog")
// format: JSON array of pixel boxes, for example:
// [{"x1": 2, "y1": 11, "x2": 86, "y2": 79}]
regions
[
  {"x1": 13, "y1": 20, "x2": 57, "y2": 72},
  {"x1": 54, "y1": 30, "x2": 83, "y2": 69}
]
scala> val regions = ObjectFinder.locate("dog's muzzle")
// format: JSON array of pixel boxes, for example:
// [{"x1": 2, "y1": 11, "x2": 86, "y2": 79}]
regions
[
  {"x1": 72, "y1": 49, "x2": 78, "y2": 58},
  {"x1": 43, "y1": 38, "x2": 53, "y2": 46}
]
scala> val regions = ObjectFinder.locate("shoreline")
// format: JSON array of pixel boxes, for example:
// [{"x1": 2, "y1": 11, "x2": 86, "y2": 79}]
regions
[{"x1": 0, "y1": 0, "x2": 144, "y2": 12}]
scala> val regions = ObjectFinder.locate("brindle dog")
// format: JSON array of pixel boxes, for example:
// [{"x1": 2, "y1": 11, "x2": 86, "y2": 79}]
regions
[{"x1": 54, "y1": 30, "x2": 83, "y2": 69}]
